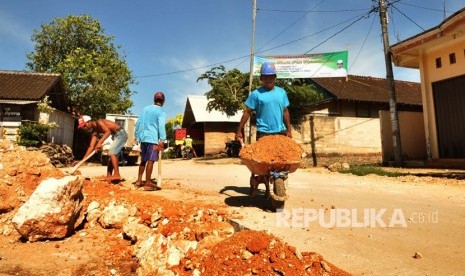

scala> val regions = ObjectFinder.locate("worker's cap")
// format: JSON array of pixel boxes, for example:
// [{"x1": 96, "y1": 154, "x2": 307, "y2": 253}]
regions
[
  {"x1": 187, "y1": 135, "x2": 190, "y2": 138},
  {"x1": 78, "y1": 115, "x2": 91, "y2": 129},
  {"x1": 154, "y1": 91, "x2": 165, "y2": 101},
  {"x1": 337, "y1": 60, "x2": 343, "y2": 64}
]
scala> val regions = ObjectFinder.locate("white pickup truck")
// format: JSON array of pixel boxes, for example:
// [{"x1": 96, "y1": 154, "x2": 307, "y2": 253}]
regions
[{"x1": 100, "y1": 114, "x2": 140, "y2": 166}]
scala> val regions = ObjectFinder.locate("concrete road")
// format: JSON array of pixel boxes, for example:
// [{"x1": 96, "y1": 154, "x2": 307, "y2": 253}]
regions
[{"x1": 77, "y1": 158, "x2": 465, "y2": 275}]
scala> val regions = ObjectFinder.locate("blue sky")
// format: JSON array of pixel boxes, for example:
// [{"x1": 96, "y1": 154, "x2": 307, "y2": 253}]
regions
[{"x1": 1, "y1": 0, "x2": 463, "y2": 119}]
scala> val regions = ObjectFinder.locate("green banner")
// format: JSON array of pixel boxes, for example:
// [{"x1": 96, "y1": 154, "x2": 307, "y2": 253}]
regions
[{"x1": 254, "y1": 51, "x2": 348, "y2": 78}]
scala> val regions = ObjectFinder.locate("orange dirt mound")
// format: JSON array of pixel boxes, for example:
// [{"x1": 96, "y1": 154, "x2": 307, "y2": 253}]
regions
[{"x1": 239, "y1": 135, "x2": 304, "y2": 163}]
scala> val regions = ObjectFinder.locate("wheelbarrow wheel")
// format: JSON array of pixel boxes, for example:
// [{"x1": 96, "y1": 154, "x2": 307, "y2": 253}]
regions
[{"x1": 271, "y1": 177, "x2": 286, "y2": 212}]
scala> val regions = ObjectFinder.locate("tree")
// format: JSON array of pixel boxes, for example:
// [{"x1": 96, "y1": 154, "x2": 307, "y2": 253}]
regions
[
  {"x1": 198, "y1": 66, "x2": 324, "y2": 123},
  {"x1": 276, "y1": 79, "x2": 324, "y2": 123},
  {"x1": 197, "y1": 65, "x2": 252, "y2": 117},
  {"x1": 26, "y1": 15, "x2": 135, "y2": 119},
  {"x1": 165, "y1": 113, "x2": 184, "y2": 143}
]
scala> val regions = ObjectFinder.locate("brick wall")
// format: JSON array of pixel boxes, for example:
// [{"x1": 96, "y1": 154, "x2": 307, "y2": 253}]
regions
[
  {"x1": 204, "y1": 122, "x2": 238, "y2": 155},
  {"x1": 294, "y1": 115, "x2": 382, "y2": 155},
  {"x1": 201, "y1": 116, "x2": 384, "y2": 157}
]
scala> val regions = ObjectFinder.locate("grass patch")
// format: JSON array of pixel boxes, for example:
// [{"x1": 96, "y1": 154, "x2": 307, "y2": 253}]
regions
[{"x1": 340, "y1": 165, "x2": 403, "y2": 177}]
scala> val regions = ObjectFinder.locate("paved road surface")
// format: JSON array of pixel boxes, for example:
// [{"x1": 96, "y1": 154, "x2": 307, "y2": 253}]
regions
[{"x1": 76, "y1": 158, "x2": 465, "y2": 275}]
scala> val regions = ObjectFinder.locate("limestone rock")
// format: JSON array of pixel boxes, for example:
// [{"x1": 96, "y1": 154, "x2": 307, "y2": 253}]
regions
[{"x1": 12, "y1": 176, "x2": 84, "y2": 242}]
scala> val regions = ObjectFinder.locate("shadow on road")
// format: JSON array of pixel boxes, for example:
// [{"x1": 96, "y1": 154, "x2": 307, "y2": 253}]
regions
[
  {"x1": 219, "y1": 185, "x2": 273, "y2": 211},
  {"x1": 410, "y1": 172, "x2": 465, "y2": 180}
]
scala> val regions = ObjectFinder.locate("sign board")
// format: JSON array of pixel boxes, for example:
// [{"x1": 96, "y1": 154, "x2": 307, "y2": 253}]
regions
[
  {"x1": 1, "y1": 105, "x2": 22, "y2": 121},
  {"x1": 254, "y1": 51, "x2": 348, "y2": 78}
]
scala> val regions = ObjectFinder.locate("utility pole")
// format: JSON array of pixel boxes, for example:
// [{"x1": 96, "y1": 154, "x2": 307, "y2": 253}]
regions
[
  {"x1": 443, "y1": 0, "x2": 446, "y2": 20},
  {"x1": 246, "y1": 0, "x2": 257, "y2": 144},
  {"x1": 378, "y1": 0, "x2": 403, "y2": 166}
]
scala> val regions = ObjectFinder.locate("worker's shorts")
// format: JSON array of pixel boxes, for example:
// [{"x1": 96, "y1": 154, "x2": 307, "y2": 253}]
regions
[
  {"x1": 140, "y1": 142, "x2": 159, "y2": 162},
  {"x1": 109, "y1": 128, "x2": 128, "y2": 155}
]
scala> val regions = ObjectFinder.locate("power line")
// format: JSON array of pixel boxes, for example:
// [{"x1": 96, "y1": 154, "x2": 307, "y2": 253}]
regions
[
  {"x1": 233, "y1": 0, "x2": 327, "y2": 69},
  {"x1": 136, "y1": 9, "x2": 374, "y2": 79},
  {"x1": 256, "y1": 0, "x2": 327, "y2": 52},
  {"x1": 396, "y1": 1, "x2": 454, "y2": 13},
  {"x1": 258, "y1": 8, "x2": 368, "y2": 13},
  {"x1": 350, "y1": 12, "x2": 376, "y2": 72},
  {"x1": 135, "y1": 55, "x2": 249, "y2": 78},
  {"x1": 260, "y1": 10, "x2": 373, "y2": 54},
  {"x1": 304, "y1": 9, "x2": 375, "y2": 54},
  {"x1": 133, "y1": 4, "x2": 382, "y2": 79},
  {"x1": 390, "y1": 4, "x2": 425, "y2": 31}
]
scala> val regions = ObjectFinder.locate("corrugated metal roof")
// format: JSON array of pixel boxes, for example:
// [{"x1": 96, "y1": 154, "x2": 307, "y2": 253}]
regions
[
  {"x1": 187, "y1": 95, "x2": 242, "y2": 123},
  {"x1": 0, "y1": 100, "x2": 39, "y2": 105}
]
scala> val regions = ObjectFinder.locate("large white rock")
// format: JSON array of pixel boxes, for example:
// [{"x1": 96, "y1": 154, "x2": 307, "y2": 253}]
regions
[{"x1": 12, "y1": 175, "x2": 84, "y2": 242}]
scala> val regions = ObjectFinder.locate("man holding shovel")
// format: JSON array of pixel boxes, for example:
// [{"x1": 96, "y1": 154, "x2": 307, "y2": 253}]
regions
[
  {"x1": 134, "y1": 91, "x2": 166, "y2": 191},
  {"x1": 77, "y1": 115, "x2": 128, "y2": 183}
]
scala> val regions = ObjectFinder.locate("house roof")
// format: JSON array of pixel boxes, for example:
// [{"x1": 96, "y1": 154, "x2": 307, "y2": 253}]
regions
[
  {"x1": 182, "y1": 95, "x2": 241, "y2": 127},
  {"x1": 391, "y1": 7, "x2": 465, "y2": 68},
  {"x1": 0, "y1": 70, "x2": 68, "y2": 111},
  {"x1": 309, "y1": 75, "x2": 422, "y2": 106}
]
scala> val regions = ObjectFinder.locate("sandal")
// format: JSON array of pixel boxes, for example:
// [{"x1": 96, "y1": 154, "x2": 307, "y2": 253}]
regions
[{"x1": 143, "y1": 184, "x2": 160, "y2": 191}]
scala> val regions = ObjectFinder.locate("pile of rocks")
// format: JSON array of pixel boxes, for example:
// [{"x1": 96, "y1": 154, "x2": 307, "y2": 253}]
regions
[{"x1": 39, "y1": 143, "x2": 74, "y2": 168}]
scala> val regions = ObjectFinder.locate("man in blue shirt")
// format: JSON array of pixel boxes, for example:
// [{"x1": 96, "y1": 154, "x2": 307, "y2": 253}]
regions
[
  {"x1": 236, "y1": 62, "x2": 292, "y2": 141},
  {"x1": 134, "y1": 91, "x2": 166, "y2": 191}
]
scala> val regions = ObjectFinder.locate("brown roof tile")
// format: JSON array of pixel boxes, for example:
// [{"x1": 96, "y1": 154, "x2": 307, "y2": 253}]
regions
[
  {"x1": 0, "y1": 70, "x2": 69, "y2": 111},
  {"x1": 310, "y1": 75, "x2": 422, "y2": 106},
  {"x1": 0, "y1": 70, "x2": 62, "y2": 100}
]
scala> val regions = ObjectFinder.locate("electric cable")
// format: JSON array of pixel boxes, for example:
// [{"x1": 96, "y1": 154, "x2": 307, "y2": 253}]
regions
[
  {"x1": 350, "y1": 12, "x2": 376, "y2": 72},
  {"x1": 390, "y1": 4, "x2": 426, "y2": 31}
]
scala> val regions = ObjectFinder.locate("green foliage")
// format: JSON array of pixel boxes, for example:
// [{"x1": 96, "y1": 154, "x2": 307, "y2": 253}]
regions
[
  {"x1": 340, "y1": 166, "x2": 403, "y2": 177},
  {"x1": 26, "y1": 15, "x2": 135, "y2": 119},
  {"x1": 165, "y1": 114, "x2": 183, "y2": 142},
  {"x1": 276, "y1": 79, "x2": 325, "y2": 123},
  {"x1": 18, "y1": 122, "x2": 55, "y2": 147},
  {"x1": 37, "y1": 95, "x2": 54, "y2": 113},
  {"x1": 197, "y1": 65, "x2": 253, "y2": 117},
  {"x1": 162, "y1": 147, "x2": 178, "y2": 159},
  {"x1": 197, "y1": 66, "x2": 324, "y2": 122}
]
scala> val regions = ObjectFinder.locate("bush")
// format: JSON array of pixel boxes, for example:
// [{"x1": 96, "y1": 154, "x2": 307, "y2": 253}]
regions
[
  {"x1": 340, "y1": 165, "x2": 403, "y2": 177},
  {"x1": 17, "y1": 122, "x2": 54, "y2": 147},
  {"x1": 162, "y1": 147, "x2": 178, "y2": 159}
]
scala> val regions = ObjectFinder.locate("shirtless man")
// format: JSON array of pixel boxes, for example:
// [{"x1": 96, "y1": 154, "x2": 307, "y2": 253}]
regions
[{"x1": 77, "y1": 115, "x2": 128, "y2": 183}]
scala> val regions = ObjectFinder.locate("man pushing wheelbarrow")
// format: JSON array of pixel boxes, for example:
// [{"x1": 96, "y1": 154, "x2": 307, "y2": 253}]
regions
[{"x1": 236, "y1": 62, "x2": 304, "y2": 211}]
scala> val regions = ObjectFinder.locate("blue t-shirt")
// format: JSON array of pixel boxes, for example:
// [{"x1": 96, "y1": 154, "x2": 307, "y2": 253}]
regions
[
  {"x1": 245, "y1": 86, "x2": 290, "y2": 133},
  {"x1": 135, "y1": 105, "x2": 166, "y2": 143}
]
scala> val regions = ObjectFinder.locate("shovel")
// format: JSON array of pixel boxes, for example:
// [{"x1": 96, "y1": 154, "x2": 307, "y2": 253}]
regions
[
  {"x1": 65, "y1": 150, "x2": 96, "y2": 175},
  {"x1": 156, "y1": 149, "x2": 162, "y2": 188}
]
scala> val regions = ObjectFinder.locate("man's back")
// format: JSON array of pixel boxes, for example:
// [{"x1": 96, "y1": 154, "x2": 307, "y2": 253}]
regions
[
  {"x1": 135, "y1": 105, "x2": 166, "y2": 144},
  {"x1": 184, "y1": 137, "x2": 193, "y2": 148}
]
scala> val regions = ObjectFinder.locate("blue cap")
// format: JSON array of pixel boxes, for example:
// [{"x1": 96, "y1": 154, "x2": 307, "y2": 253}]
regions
[{"x1": 260, "y1": 62, "x2": 277, "y2": 75}]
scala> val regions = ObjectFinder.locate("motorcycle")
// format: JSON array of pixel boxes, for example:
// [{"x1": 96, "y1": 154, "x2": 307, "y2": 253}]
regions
[
  {"x1": 181, "y1": 146, "x2": 194, "y2": 159},
  {"x1": 225, "y1": 140, "x2": 242, "y2": 157}
]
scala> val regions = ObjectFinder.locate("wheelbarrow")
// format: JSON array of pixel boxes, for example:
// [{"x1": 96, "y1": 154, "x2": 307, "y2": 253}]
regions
[{"x1": 240, "y1": 157, "x2": 301, "y2": 211}]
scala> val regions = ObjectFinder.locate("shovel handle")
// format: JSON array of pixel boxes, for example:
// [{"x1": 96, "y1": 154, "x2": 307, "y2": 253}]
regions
[
  {"x1": 156, "y1": 149, "x2": 162, "y2": 188},
  {"x1": 68, "y1": 150, "x2": 96, "y2": 175}
]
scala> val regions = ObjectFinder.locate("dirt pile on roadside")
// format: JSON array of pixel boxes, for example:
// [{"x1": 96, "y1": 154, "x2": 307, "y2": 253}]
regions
[
  {"x1": 239, "y1": 135, "x2": 304, "y2": 163},
  {"x1": 0, "y1": 140, "x2": 349, "y2": 275}
]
